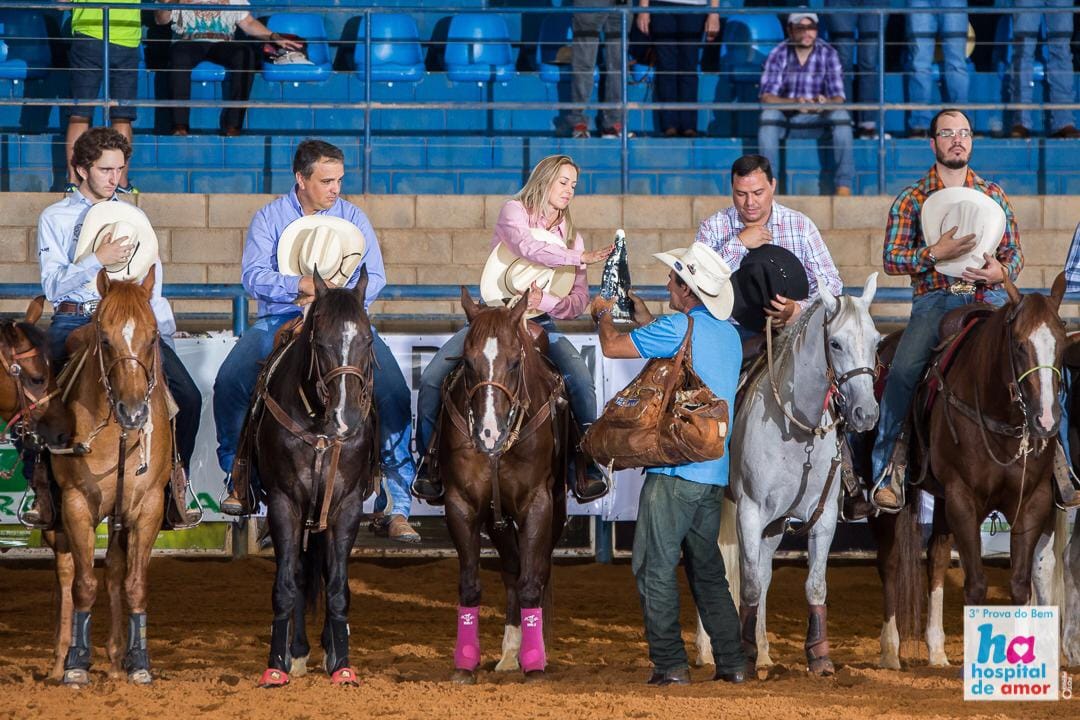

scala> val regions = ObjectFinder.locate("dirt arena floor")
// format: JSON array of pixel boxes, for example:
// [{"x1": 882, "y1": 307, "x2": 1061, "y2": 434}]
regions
[{"x1": 0, "y1": 555, "x2": 1075, "y2": 719}]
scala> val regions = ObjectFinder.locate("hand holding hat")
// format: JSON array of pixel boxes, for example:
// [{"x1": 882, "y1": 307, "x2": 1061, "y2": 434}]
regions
[
  {"x1": 480, "y1": 228, "x2": 577, "y2": 319},
  {"x1": 921, "y1": 187, "x2": 1007, "y2": 278},
  {"x1": 277, "y1": 215, "x2": 367, "y2": 291},
  {"x1": 73, "y1": 202, "x2": 159, "y2": 284}
]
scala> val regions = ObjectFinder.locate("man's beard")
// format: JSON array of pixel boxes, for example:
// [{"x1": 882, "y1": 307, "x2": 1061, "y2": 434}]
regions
[{"x1": 935, "y1": 145, "x2": 970, "y2": 170}]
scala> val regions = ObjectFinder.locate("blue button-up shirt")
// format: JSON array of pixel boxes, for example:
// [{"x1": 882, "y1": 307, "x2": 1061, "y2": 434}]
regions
[
  {"x1": 242, "y1": 188, "x2": 386, "y2": 317},
  {"x1": 37, "y1": 189, "x2": 176, "y2": 342}
]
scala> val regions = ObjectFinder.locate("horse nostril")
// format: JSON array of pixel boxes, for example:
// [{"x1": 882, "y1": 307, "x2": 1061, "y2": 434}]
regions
[{"x1": 483, "y1": 429, "x2": 492, "y2": 438}]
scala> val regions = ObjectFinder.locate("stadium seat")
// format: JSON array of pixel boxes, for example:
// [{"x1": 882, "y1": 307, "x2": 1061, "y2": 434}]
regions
[
  {"x1": 353, "y1": 13, "x2": 425, "y2": 83},
  {"x1": 719, "y1": 14, "x2": 784, "y2": 82},
  {"x1": 0, "y1": 11, "x2": 50, "y2": 79},
  {"x1": 444, "y1": 14, "x2": 515, "y2": 84},
  {"x1": 262, "y1": 13, "x2": 333, "y2": 83},
  {"x1": 192, "y1": 61, "x2": 226, "y2": 84}
]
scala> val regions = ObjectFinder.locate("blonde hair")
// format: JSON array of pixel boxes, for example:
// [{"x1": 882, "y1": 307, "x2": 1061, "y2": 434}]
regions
[{"x1": 513, "y1": 154, "x2": 579, "y2": 242}]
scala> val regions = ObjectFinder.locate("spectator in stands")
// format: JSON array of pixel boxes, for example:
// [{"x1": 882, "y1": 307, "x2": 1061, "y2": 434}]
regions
[
  {"x1": 214, "y1": 140, "x2": 423, "y2": 543},
  {"x1": 568, "y1": 0, "x2": 628, "y2": 138},
  {"x1": 906, "y1": 0, "x2": 969, "y2": 137},
  {"x1": 1008, "y1": 0, "x2": 1080, "y2": 139},
  {"x1": 62, "y1": 0, "x2": 141, "y2": 194},
  {"x1": 757, "y1": 12, "x2": 854, "y2": 196},
  {"x1": 635, "y1": 0, "x2": 720, "y2": 137},
  {"x1": 155, "y1": 0, "x2": 301, "y2": 136},
  {"x1": 696, "y1": 154, "x2": 843, "y2": 338},
  {"x1": 823, "y1": 0, "x2": 884, "y2": 139}
]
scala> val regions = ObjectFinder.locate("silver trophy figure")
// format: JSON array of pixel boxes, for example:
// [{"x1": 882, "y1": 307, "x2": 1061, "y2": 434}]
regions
[{"x1": 600, "y1": 229, "x2": 634, "y2": 324}]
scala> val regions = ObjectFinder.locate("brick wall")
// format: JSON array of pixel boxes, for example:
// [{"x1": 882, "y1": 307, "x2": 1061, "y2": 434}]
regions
[{"x1": 2, "y1": 193, "x2": 1078, "y2": 321}]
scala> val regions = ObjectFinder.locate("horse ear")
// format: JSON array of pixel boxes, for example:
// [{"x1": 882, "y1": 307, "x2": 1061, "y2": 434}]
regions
[
  {"x1": 96, "y1": 268, "x2": 111, "y2": 297},
  {"x1": 509, "y1": 293, "x2": 529, "y2": 327},
  {"x1": 24, "y1": 296, "x2": 44, "y2": 325},
  {"x1": 312, "y1": 266, "x2": 329, "y2": 298},
  {"x1": 859, "y1": 272, "x2": 879, "y2": 309},
  {"x1": 353, "y1": 264, "x2": 369, "y2": 304},
  {"x1": 461, "y1": 286, "x2": 481, "y2": 321},
  {"x1": 816, "y1": 272, "x2": 839, "y2": 316},
  {"x1": 1049, "y1": 271, "x2": 1067, "y2": 311},
  {"x1": 1004, "y1": 273, "x2": 1022, "y2": 306},
  {"x1": 140, "y1": 264, "x2": 156, "y2": 294}
]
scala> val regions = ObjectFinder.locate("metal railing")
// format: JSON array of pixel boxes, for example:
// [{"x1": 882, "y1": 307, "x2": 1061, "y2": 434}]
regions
[{"x1": 1, "y1": 3, "x2": 1079, "y2": 193}]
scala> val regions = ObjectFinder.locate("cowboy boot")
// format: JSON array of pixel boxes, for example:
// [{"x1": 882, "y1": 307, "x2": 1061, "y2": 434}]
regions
[
  {"x1": 839, "y1": 457, "x2": 872, "y2": 521},
  {"x1": 872, "y1": 432, "x2": 908, "y2": 512},
  {"x1": 164, "y1": 464, "x2": 202, "y2": 529},
  {"x1": 220, "y1": 464, "x2": 250, "y2": 517},
  {"x1": 410, "y1": 451, "x2": 444, "y2": 503},
  {"x1": 1053, "y1": 443, "x2": 1080, "y2": 509},
  {"x1": 19, "y1": 455, "x2": 54, "y2": 530},
  {"x1": 572, "y1": 425, "x2": 610, "y2": 503}
]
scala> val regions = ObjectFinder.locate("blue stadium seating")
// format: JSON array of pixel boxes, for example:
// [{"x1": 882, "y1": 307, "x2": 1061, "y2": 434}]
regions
[
  {"x1": 262, "y1": 14, "x2": 333, "y2": 83},
  {"x1": 192, "y1": 61, "x2": 226, "y2": 84},
  {"x1": 719, "y1": 14, "x2": 783, "y2": 83},
  {"x1": 444, "y1": 14, "x2": 515, "y2": 84},
  {"x1": 353, "y1": 14, "x2": 425, "y2": 84},
  {"x1": 0, "y1": 11, "x2": 50, "y2": 79},
  {"x1": 536, "y1": 14, "x2": 602, "y2": 86}
]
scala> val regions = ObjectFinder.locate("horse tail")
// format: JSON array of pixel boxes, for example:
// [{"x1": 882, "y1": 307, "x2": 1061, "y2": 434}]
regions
[
  {"x1": 893, "y1": 495, "x2": 924, "y2": 645},
  {"x1": 301, "y1": 531, "x2": 325, "y2": 615},
  {"x1": 718, "y1": 493, "x2": 741, "y2": 610}
]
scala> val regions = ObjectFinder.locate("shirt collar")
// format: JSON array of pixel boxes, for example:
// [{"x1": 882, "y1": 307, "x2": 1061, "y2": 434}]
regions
[
  {"x1": 925, "y1": 164, "x2": 978, "y2": 193},
  {"x1": 70, "y1": 186, "x2": 118, "y2": 207},
  {"x1": 730, "y1": 202, "x2": 778, "y2": 231},
  {"x1": 288, "y1": 186, "x2": 342, "y2": 217}
]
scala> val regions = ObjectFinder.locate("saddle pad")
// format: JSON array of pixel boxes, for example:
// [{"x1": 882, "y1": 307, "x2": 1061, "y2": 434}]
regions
[{"x1": 921, "y1": 317, "x2": 984, "y2": 415}]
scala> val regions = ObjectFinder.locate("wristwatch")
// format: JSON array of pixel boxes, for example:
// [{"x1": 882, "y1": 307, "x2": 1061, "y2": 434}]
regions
[{"x1": 925, "y1": 249, "x2": 938, "y2": 266}]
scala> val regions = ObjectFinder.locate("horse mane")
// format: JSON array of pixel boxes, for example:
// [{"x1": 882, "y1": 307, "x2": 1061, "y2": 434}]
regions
[
  {"x1": 13, "y1": 320, "x2": 47, "y2": 352},
  {"x1": 96, "y1": 281, "x2": 155, "y2": 326}
]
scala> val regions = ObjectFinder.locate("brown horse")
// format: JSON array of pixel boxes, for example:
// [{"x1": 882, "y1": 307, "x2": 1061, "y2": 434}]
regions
[
  {"x1": 441, "y1": 288, "x2": 569, "y2": 684},
  {"x1": 873, "y1": 275, "x2": 1067, "y2": 669},
  {"x1": 48, "y1": 267, "x2": 176, "y2": 686}
]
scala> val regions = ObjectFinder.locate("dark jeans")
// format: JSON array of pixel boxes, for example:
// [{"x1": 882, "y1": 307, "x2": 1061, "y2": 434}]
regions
[
  {"x1": 650, "y1": 1, "x2": 704, "y2": 134},
  {"x1": 47, "y1": 313, "x2": 201, "y2": 471},
  {"x1": 169, "y1": 39, "x2": 258, "y2": 130},
  {"x1": 632, "y1": 472, "x2": 745, "y2": 674}
]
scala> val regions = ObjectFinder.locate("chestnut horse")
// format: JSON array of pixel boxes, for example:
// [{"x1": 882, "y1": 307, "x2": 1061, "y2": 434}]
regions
[
  {"x1": 43, "y1": 268, "x2": 175, "y2": 685},
  {"x1": 874, "y1": 276, "x2": 1068, "y2": 669},
  {"x1": 252, "y1": 269, "x2": 377, "y2": 687},
  {"x1": 440, "y1": 289, "x2": 570, "y2": 684}
]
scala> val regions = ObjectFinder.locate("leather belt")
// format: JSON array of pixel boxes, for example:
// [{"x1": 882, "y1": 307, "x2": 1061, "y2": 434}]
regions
[
  {"x1": 56, "y1": 300, "x2": 99, "y2": 316},
  {"x1": 946, "y1": 281, "x2": 978, "y2": 296},
  {"x1": 186, "y1": 32, "x2": 230, "y2": 41}
]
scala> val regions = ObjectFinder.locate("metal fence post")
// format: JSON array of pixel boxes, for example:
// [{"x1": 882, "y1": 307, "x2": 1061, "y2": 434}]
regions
[
  {"x1": 232, "y1": 295, "x2": 248, "y2": 336},
  {"x1": 102, "y1": 7, "x2": 111, "y2": 126},
  {"x1": 877, "y1": 10, "x2": 886, "y2": 194},
  {"x1": 595, "y1": 517, "x2": 614, "y2": 564},
  {"x1": 620, "y1": 8, "x2": 629, "y2": 194},
  {"x1": 363, "y1": 9, "x2": 372, "y2": 195}
]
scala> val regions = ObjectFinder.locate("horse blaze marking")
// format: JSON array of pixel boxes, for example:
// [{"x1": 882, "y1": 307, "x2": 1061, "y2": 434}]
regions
[
  {"x1": 1028, "y1": 323, "x2": 1056, "y2": 431},
  {"x1": 480, "y1": 337, "x2": 499, "y2": 446},
  {"x1": 335, "y1": 322, "x2": 357, "y2": 434},
  {"x1": 121, "y1": 319, "x2": 135, "y2": 354}
]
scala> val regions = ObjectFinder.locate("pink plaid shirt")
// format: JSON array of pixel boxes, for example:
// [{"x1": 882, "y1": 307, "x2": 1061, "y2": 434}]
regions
[{"x1": 695, "y1": 202, "x2": 843, "y2": 309}]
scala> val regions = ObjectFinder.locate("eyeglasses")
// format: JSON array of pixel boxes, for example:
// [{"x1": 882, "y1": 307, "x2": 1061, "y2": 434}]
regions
[{"x1": 935, "y1": 128, "x2": 973, "y2": 139}]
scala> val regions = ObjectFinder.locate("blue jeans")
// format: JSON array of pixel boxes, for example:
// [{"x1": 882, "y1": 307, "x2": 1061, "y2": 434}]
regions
[
  {"x1": 213, "y1": 314, "x2": 415, "y2": 518},
  {"x1": 415, "y1": 316, "x2": 597, "y2": 458},
  {"x1": 632, "y1": 472, "x2": 745, "y2": 675},
  {"x1": 871, "y1": 289, "x2": 1006, "y2": 485},
  {"x1": 906, "y1": 0, "x2": 969, "y2": 131},
  {"x1": 47, "y1": 313, "x2": 202, "y2": 471},
  {"x1": 825, "y1": 0, "x2": 883, "y2": 129},
  {"x1": 1009, "y1": 0, "x2": 1076, "y2": 133},
  {"x1": 757, "y1": 108, "x2": 855, "y2": 190}
]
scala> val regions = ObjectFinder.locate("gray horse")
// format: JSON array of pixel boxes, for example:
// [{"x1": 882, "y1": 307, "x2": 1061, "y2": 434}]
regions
[{"x1": 697, "y1": 273, "x2": 881, "y2": 676}]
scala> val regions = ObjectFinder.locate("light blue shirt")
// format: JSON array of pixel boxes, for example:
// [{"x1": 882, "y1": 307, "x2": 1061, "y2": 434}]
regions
[
  {"x1": 629, "y1": 306, "x2": 742, "y2": 486},
  {"x1": 242, "y1": 188, "x2": 386, "y2": 318},
  {"x1": 37, "y1": 189, "x2": 176, "y2": 342}
]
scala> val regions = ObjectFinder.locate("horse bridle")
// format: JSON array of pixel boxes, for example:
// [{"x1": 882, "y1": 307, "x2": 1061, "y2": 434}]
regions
[
  {"x1": 94, "y1": 315, "x2": 159, "y2": 427},
  {"x1": 824, "y1": 304, "x2": 878, "y2": 421},
  {"x1": 460, "y1": 345, "x2": 529, "y2": 456},
  {"x1": 304, "y1": 319, "x2": 374, "y2": 416},
  {"x1": 0, "y1": 322, "x2": 60, "y2": 445},
  {"x1": 1000, "y1": 297, "x2": 1063, "y2": 435}
]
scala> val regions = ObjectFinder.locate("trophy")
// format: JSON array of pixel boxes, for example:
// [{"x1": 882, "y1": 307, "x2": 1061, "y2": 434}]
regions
[{"x1": 599, "y1": 229, "x2": 634, "y2": 324}]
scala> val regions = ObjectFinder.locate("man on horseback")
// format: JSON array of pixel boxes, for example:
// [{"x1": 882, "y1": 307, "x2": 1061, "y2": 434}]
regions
[
  {"x1": 871, "y1": 108, "x2": 1079, "y2": 509},
  {"x1": 696, "y1": 154, "x2": 842, "y2": 339},
  {"x1": 23, "y1": 126, "x2": 201, "y2": 529},
  {"x1": 592, "y1": 242, "x2": 746, "y2": 686},
  {"x1": 214, "y1": 139, "x2": 422, "y2": 542},
  {"x1": 411, "y1": 155, "x2": 613, "y2": 504}
]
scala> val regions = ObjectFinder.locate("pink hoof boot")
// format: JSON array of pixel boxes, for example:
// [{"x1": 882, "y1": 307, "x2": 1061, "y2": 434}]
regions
[
  {"x1": 330, "y1": 667, "x2": 359, "y2": 686},
  {"x1": 519, "y1": 608, "x2": 546, "y2": 673},
  {"x1": 454, "y1": 606, "x2": 481, "y2": 671},
  {"x1": 258, "y1": 668, "x2": 289, "y2": 688}
]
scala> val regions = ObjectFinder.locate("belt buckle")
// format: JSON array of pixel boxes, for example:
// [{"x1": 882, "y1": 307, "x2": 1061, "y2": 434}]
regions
[
  {"x1": 946, "y1": 281, "x2": 976, "y2": 296},
  {"x1": 80, "y1": 300, "x2": 99, "y2": 316}
]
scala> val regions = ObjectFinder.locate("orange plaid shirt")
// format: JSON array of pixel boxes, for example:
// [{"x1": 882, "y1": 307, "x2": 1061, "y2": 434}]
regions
[{"x1": 882, "y1": 165, "x2": 1023, "y2": 297}]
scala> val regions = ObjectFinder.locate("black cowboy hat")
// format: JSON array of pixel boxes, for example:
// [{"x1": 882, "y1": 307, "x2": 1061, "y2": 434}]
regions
[{"x1": 730, "y1": 244, "x2": 810, "y2": 333}]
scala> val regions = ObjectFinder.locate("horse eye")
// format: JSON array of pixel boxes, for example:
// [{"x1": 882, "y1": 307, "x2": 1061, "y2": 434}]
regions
[{"x1": 829, "y1": 340, "x2": 842, "y2": 351}]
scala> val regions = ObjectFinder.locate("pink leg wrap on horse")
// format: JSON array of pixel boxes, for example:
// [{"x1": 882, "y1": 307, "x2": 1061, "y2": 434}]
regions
[
  {"x1": 454, "y1": 606, "x2": 481, "y2": 671},
  {"x1": 519, "y1": 608, "x2": 546, "y2": 672}
]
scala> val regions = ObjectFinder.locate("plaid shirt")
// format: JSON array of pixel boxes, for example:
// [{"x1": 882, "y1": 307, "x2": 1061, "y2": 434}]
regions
[
  {"x1": 883, "y1": 165, "x2": 1022, "y2": 298},
  {"x1": 696, "y1": 202, "x2": 843, "y2": 309},
  {"x1": 759, "y1": 38, "x2": 845, "y2": 101},
  {"x1": 1065, "y1": 222, "x2": 1080, "y2": 293}
]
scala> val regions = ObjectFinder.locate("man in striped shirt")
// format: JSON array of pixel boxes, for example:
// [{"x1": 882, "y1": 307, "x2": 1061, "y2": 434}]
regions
[{"x1": 696, "y1": 154, "x2": 842, "y2": 339}]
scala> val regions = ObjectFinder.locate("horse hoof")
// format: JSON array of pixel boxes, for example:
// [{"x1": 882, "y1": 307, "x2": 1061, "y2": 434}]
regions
[
  {"x1": 330, "y1": 667, "x2": 359, "y2": 686},
  {"x1": 808, "y1": 657, "x2": 835, "y2": 676},
  {"x1": 494, "y1": 656, "x2": 520, "y2": 673},
  {"x1": 523, "y1": 670, "x2": 546, "y2": 683},
  {"x1": 451, "y1": 669, "x2": 477, "y2": 685},
  {"x1": 289, "y1": 655, "x2": 309, "y2": 678},
  {"x1": 128, "y1": 669, "x2": 153, "y2": 685},
  {"x1": 258, "y1": 668, "x2": 290, "y2": 688},
  {"x1": 62, "y1": 668, "x2": 90, "y2": 687},
  {"x1": 878, "y1": 655, "x2": 901, "y2": 671}
]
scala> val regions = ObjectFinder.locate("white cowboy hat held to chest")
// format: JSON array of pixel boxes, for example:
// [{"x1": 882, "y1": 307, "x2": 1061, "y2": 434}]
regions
[
  {"x1": 480, "y1": 228, "x2": 577, "y2": 319},
  {"x1": 277, "y1": 215, "x2": 367, "y2": 286},
  {"x1": 73, "y1": 201, "x2": 159, "y2": 283},
  {"x1": 921, "y1": 186, "x2": 1007, "y2": 278},
  {"x1": 653, "y1": 242, "x2": 735, "y2": 320}
]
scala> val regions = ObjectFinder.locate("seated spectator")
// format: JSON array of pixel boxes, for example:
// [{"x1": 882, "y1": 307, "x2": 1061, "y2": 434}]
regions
[
  {"x1": 757, "y1": 12, "x2": 854, "y2": 196},
  {"x1": 906, "y1": 0, "x2": 968, "y2": 137},
  {"x1": 1009, "y1": 0, "x2": 1079, "y2": 139},
  {"x1": 155, "y1": 0, "x2": 300, "y2": 136},
  {"x1": 635, "y1": 0, "x2": 720, "y2": 137}
]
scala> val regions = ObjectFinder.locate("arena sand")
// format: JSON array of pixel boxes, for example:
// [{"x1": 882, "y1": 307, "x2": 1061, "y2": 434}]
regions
[{"x1": 0, "y1": 555, "x2": 1075, "y2": 719}]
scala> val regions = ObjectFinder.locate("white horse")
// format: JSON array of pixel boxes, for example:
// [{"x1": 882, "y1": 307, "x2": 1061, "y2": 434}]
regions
[{"x1": 697, "y1": 273, "x2": 881, "y2": 676}]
